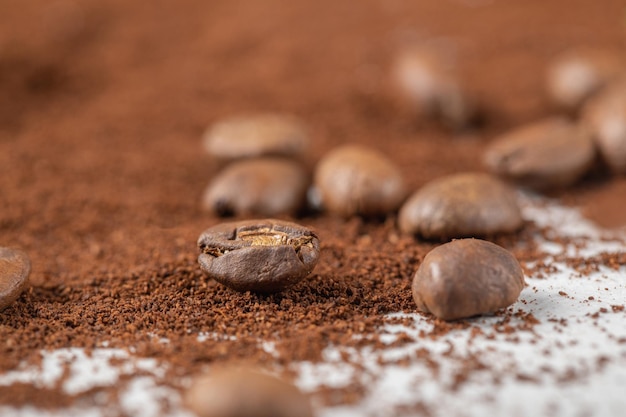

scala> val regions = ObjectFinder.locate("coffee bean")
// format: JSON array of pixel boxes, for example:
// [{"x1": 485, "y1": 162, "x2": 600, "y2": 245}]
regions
[
  {"x1": 202, "y1": 158, "x2": 309, "y2": 217},
  {"x1": 392, "y1": 45, "x2": 476, "y2": 128},
  {"x1": 313, "y1": 144, "x2": 407, "y2": 217},
  {"x1": 582, "y1": 77, "x2": 626, "y2": 174},
  {"x1": 412, "y1": 239, "x2": 525, "y2": 321},
  {"x1": 185, "y1": 366, "x2": 313, "y2": 417},
  {"x1": 203, "y1": 113, "x2": 309, "y2": 160},
  {"x1": 398, "y1": 173, "x2": 523, "y2": 239},
  {"x1": 197, "y1": 219, "x2": 320, "y2": 293},
  {"x1": 484, "y1": 117, "x2": 595, "y2": 189},
  {"x1": 546, "y1": 48, "x2": 623, "y2": 111},
  {"x1": 0, "y1": 247, "x2": 31, "y2": 311}
]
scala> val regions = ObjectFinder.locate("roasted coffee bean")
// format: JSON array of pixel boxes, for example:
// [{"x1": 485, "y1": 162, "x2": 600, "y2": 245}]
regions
[
  {"x1": 203, "y1": 113, "x2": 309, "y2": 160},
  {"x1": 412, "y1": 239, "x2": 525, "y2": 321},
  {"x1": 398, "y1": 173, "x2": 523, "y2": 239},
  {"x1": 582, "y1": 77, "x2": 626, "y2": 174},
  {"x1": 0, "y1": 247, "x2": 31, "y2": 311},
  {"x1": 202, "y1": 158, "x2": 309, "y2": 217},
  {"x1": 197, "y1": 219, "x2": 320, "y2": 293},
  {"x1": 313, "y1": 144, "x2": 406, "y2": 217},
  {"x1": 185, "y1": 366, "x2": 313, "y2": 417},
  {"x1": 546, "y1": 48, "x2": 623, "y2": 111},
  {"x1": 484, "y1": 117, "x2": 595, "y2": 189},
  {"x1": 392, "y1": 45, "x2": 475, "y2": 128}
]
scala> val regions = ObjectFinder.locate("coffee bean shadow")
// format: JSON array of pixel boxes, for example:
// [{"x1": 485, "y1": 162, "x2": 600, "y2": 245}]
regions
[{"x1": 535, "y1": 153, "x2": 613, "y2": 200}]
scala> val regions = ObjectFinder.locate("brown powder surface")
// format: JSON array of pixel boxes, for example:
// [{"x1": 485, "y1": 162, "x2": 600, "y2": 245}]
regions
[{"x1": 1, "y1": 0, "x2": 626, "y2": 415}]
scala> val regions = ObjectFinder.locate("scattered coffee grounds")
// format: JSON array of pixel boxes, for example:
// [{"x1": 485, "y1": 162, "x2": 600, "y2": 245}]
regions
[
  {"x1": 202, "y1": 113, "x2": 309, "y2": 161},
  {"x1": 314, "y1": 144, "x2": 407, "y2": 217},
  {"x1": 185, "y1": 366, "x2": 314, "y2": 417},
  {"x1": 197, "y1": 219, "x2": 320, "y2": 293},
  {"x1": 202, "y1": 157, "x2": 309, "y2": 217},
  {"x1": 0, "y1": 247, "x2": 31, "y2": 311},
  {"x1": 1, "y1": 0, "x2": 625, "y2": 416},
  {"x1": 412, "y1": 239, "x2": 525, "y2": 320},
  {"x1": 484, "y1": 117, "x2": 596, "y2": 190},
  {"x1": 398, "y1": 172, "x2": 522, "y2": 239}
]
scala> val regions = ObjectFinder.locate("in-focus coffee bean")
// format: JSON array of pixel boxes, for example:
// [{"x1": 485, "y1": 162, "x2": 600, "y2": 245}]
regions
[
  {"x1": 197, "y1": 219, "x2": 320, "y2": 293},
  {"x1": 582, "y1": 77, "x2": 626, "y2": 174},
  {"x1": 203, "y1": 113, "x2": 309, "y2": 160},
  {"x1": 202, "y1": 158, "x2": 309, "y2": 217},
  {"x1": 185, "y1": 366, "x2": 314, "y2": 417},
  {"x1": 484, "y1": 117, "x2": 595, "y2": 189},
  {"x1": 412, "y1": 239, "x2": 525, "y2": 321},
  {"x1": 313, "y1": 144, "x2": 406, "y2": 217},
  {"x1": 546, "y1": 48, "x2": 623, "y2": 111},
  {"x1": 398, "y1": 173, "x2": 523, "y2": 239},
  {"x1": 0, "y1": 247, "x2": 31, "y2": 311},
  {"x1": 391, "y1": 45, "x2": 475, "y2": 128}
]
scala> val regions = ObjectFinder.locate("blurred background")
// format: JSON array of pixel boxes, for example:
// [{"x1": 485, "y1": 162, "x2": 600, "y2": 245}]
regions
[{"x1": 0, "y1": 0, "x2": 625, "y2": 282}]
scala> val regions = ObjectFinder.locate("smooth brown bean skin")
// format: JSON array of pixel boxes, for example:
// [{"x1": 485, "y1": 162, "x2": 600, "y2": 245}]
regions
[
  {"x1": 197, "y1": 219, "x2": 320, "y2": 293},
  {"x1": 0, "y1": 247, "x2": 31, "y2": 311},
  {"x1": 413, "y1": 239, "x2": 525, "y2": 321},
  {"x1": 203, "y1": 113, "x2": 309, "y2": 160},
  {"x1": 546, "y1": 48, "x2": 623, "y2": 111},
  {"x1": 202, "y1": 158, "x2": 309, "y2": 217},
  {"x1": 314, "y1": 144, "x2": 407, "y2": 217},
  {"x1": 582, "y1": 78, "x2": 626, "y2": 174},
  {"x1": 398, "y1": 173, "x2": 523, "y2": 239},
  {"x1": 392, "y1": 45, "x2": 475, "y2": 128},
  {"x1": 185, "y1": 367, "x2": 313, "y2": 417},
  {"x1": 484, "y1": 117, "x2": 596, "y2": 189}
]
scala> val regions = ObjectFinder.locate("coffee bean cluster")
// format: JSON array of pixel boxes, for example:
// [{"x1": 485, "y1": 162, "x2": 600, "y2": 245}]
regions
[
  {"x1": 202, "y1": 113, "x2": 311, "y2": 217},
  {"x1": 197, "y1": 45, "x2": 626, "y2": 321},
  {"x1": 486, "y1": 47, "x2": 626, "y2": 187}
]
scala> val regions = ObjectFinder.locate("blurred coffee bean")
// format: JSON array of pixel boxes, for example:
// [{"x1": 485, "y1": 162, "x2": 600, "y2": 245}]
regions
[
  {"x1": 197, "y1": 219, "x2": 320, "y2": 293},
  {"x1": 484, "y1": 117, "x2": 596, "y2": 189},
  {"x1": 0, "y1": 247, "x2": 31, "y2": 311},
  {"x1": 202, "y1": 158, "x2": 309, "y2": 217},
  {"x1": 314, "y1": 144, "x2": 407, "y2": 217},
  {"x1": 546, "y1": 48, "x2": 623, "y2": 111},
  {"x1": 391, "y1": 45, "x2": 476, "y2": 128},
  {"x1": 582, "y1": 77, "x2": 626, "y2": 174},
  {"x1": 398, "y1": 173, "x2": 523, "y2": 239},
  {"x1": 412, "y1": 239, "x2": 525, "y2": 321},
  {"x1": 185, "y1": 366, "x2": 314, "y2": 417},
  {"x1": 203, "y1": 113, "x2": 309, "y2": 160}
]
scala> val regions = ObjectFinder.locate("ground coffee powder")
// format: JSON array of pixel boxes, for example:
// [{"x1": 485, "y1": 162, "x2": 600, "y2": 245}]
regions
[{"x1": 0, "y1": 0, "x2": 625, "y2": 415}]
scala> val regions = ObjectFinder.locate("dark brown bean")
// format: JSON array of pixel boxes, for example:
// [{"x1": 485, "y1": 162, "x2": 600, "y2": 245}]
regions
[
  {"x1": 313, "y1": 144, "x2": 407, "y2": 217},
  {"x1": 582, "y1": 77, "x2": 626, "y2": 174},
  {"x1": 185, "y1": 366, "x2": 313, "y2": 417},
  {"x1": 0, "y1": 247, "x2": 31, "y2": 311},
  {"x1": 398, "y1": 173, "x2": 523, "y2": 239},
  {"x1": 197, "y1": 219, "x2": 320, "y2": 293},
  {"x1": 546, "y1": 48, "x2": 623, "y2": 111},
  {"x1": 202, "y1": 113, "x2": 309, "y2": 160},
  {"x1": 412, "y1": 239, "x2": 525, "y2": 321},
  {"x1": 202, "y1": 158, "x2": 309, "y2": 217},
  {"x1": 392, "y1": 45, "x2": 476, "y2": 128},
  {"x1": 484, "y1": 117, "x2": 596, "y2": 189}
]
